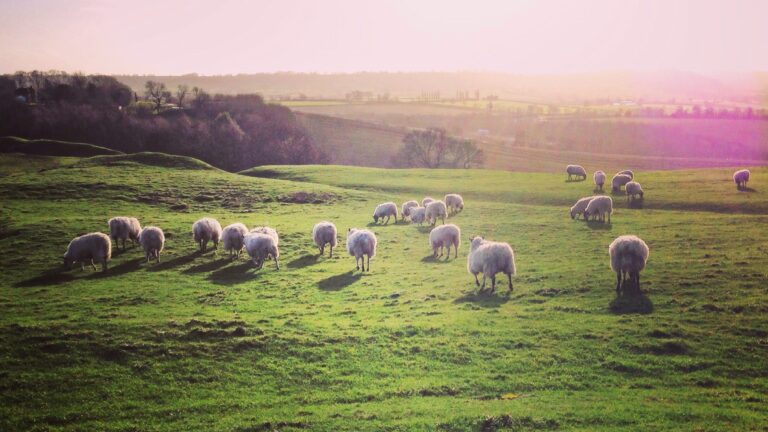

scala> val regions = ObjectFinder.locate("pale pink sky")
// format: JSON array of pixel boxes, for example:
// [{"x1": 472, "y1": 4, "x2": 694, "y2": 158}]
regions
[{"x1": 1, "y1": 0, "x2": 767, "y2": 75}]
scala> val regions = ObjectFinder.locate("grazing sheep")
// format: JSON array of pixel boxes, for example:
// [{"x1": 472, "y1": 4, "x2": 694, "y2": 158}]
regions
[
  {"x1": 108, "y1": 217, "x2": 141, "y2": 250},
  {"x1": 250, "y1": 226, "x2": 279, "y2": 245},
  {"x1": 422, "y1": 197, "x2": 435, "y2": 207},
  {"x1": 312, "y1": 221, "x2": 338, "y2": 257},
  {"x1": 625, "y1": 181, "x2": 644, "y2": 201},
  {"x1": 373, "y1": 202, "x2": 398, "y2": 224},
  {"x1": 584, "y1": 195, "x2": 613, "y2": 223},
  {"x1": 244, "y1": 232, "x2": 280, "y2": 270},
  {"x1": 609, "y1": 235, "x2": 649, "y2": 294},
  {"x1": 617, "y1": 169, "x2": 634, "y2": 180},
  {"x1": 733, "y1": 169, "x2": 750, "y2": 189},
  {"x1": 611, "y1": 174, "x2": 632, "y2": 193},
  {"x1": 444, "y1": 194, "x2": 465, "y2": 214},
  {"x1": 429, "y1": 224, "x2": 461, "y2": 259},
  {"x1": 192, "y1": 217, "x2": 222, "y2": 252},
  {"x1": 63, "y1": 232, "x2": 111, "y2": 272},
  {"x1": 593, "y1": 171, "x2": 606, "y2": 191},
  {"x1": 410, "y1": 207, "x2": 427, "y2": 225},
  {"x1": 570, "y1": 196, "x2": 595, "y2": 220},
  {"x1": 347, "y1": 228, "x2": 377, "y2": 272},
  {"x1": 467, "y1": 236, "x2": 515, "y2": 293},
  {"x1": 425, "y1": 200, "x2": 447, "y2": 226},
  {"x1": 222, "y1": 223, "x2": 248, "y2": 258},
  {"x1": 138, "y1": 226, "x2": 165, "y2": 264},
  {"x1": 566, "y1": 164, "x2": 587, "y2": 181},
  {"x1": 401, "y1": 200, "x2": 419, "y2": 221}
]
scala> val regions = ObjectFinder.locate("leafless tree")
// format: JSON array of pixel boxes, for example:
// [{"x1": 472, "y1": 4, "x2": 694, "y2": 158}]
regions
[{"x1": 176, "y1": 84, "x2": 188, "y2": 108}]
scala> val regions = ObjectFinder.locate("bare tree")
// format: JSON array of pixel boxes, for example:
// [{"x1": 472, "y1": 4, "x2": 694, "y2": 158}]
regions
[
  {"x1": 392, "y1": 128, "x2": 482, "y2": 169},
  {"x1": 176, "y1": 84, "x2": 188, "y2": 108},
  {"x1": 144, "y1": 80, "x2": 167, "y2": 113}
]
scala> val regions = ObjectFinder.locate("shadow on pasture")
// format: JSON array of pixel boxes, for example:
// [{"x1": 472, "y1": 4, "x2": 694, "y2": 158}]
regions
[
  {"x1": 586, "y1": 220, "x2": 612, "y2": 230},
  {"x1": 288, "y1": 254, "x2": 321, "y2": 269},
  {"x1": 88, "y1": 258, "x2": 143, "y2": 279},
  {"x1": 317, "y1": 271, "x2": 362, "y2": 291},
  {"x1": 111, "y1": 245, "x2": 139, "y2": 257},
  {"x1": 421, "y1": 254, "x2": 455, "y2": 264},
  {"x1": 628, "y1": 198, "x2": 644, "y2": 209},
  {"x1": 146, "y1": 251, "x2": 201, "y2": 272},
  {"x1": 13, "y1": 268, "x2": 75, "y2": 288},
  {"x1": 738, "y1": 186, "x2": 757, "y2": 193},
  {"x1": 609, "y1": 289, "x2": 654, "y2": 315},
  {"x1": 453, "y1": 290, "x2": 511, "y2": 308},
  {"x1": 592, "y1": 188, "x2": 606, "y2": 194},
  {"x1": 183, "y1": 258, "x2": 230, "y2": 274},
  {"x1": 416, "y1": 225, "x2": 433, "y2": 234},
  {"x1": 565, "y1": 178, "x2": 586, "y2": 183},
  {"x1": 208, "y1": 261, "x2": 257, "y2": 285}
]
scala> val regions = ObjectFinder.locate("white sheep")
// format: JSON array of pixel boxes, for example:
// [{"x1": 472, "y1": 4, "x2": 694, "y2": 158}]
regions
[
  {"x1": 401, "y1": 200, "x2": 419, "y2": 221},
  {"x1": 617, "y1": 169, "x2": 634, "y2": 180},
  {"x1": 138, "y1": 226, "x2": 165, "y2": 264},
  {"x1": 593, "y1": 171, "x2": 606, "y2": 191},
  {"x1": 444, "y1": 194, "x2": 465, "y2": 214},
  {"x1": 192, "y1": 217, "x2": 222, "y2": 252},
  {"x1": 410, "y1": 207, "x2": 427, "y2": 225},
  {"x1": 429, "y1": 224, "x2": 460, "y2": 259},
  {"x1": 312, "y1": 221, "x2": 338, "y2": 257},
  {"x1": 584, "y1": 195, "x2": 613, "y2": 223},
  {"x1": 244, "y1": 231, "x2": 280, "y2": 270},
  {"x1": 467, "y1": 236, "x2": 516, "y2": 293},
  {"x1": 609, "y1": 235, "x2": 649, "y2": 293},
  {"x1": 733, "y1": 169, "x2": 750, "y2": 189},
  {"x1": 566, "y1": 164, "x2": 587, "y2": 181},
  {"x1": 425, "y1": 200, "x2": 447, "y2": 226},
  {"x1": 422, "y1": 197, "x2": 435, "y2": 207},
  {"x1": 373, "y1": 202, "x2": 398, "y2": 224},
  {"x1": 625, "y1": 181, "x2": 644, "y2": 202},
  {"x1": 250, "y1": 226, "x2": 279, "y2": 245},
  {"x1": 63, "y1": 232, "x2": 111, "y2": 272},
  {"x1": 570, "y1": 196, "x2": 595, "y2": 220},
  {"x1": 611, "y1": 174, "x2": 632, "y2": 193},
  {"x1": 108, "y1": 217, "x2": 141, "y2": 250},
  {"x1": 222, "y1": 223, "x2": 248, "y2": 258},
  {"x1": 346, "y1": 228, "x2": 377, "y2": 272}
]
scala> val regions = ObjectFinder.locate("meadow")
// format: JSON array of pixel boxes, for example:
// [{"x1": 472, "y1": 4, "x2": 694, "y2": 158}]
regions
[{"x1": 1, "y1": 151, "x2": 767, "y2": 431}]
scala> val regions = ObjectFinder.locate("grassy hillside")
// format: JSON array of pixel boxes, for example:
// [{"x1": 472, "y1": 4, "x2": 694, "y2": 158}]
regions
[
  {"x1": 2, "y1": 157, "x2": 767, "y2": 431},
  {"x1": 0, "y1": 136, "x2": 124, "y2": 157}
]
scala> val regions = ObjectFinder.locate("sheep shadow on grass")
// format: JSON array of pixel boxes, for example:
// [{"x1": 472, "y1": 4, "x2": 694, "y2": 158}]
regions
[
  {"x1": 592, "y1": 188, "x2": 606, "y2": 194},
  {"x1": 88, "y1": 258, "x2": 144, "y2": 279},
  {"x1": 318, "y1": 271, "x2": 362, "y2": 291},
  {"x1": 421, "y1": 254, "x2": 456, "y2": 264},
  {"x1": 146, "y1": 251, "x2": 201, "y2": 272},
  {"x1": 738, "y1": 186, "x2": 757, "y2": 193},
  {"x1": 585, "y1": 220, "x2": 612, "y2": 230},
  {"x1": 183, "y1": 258, "x2": 230, "y2": 274},
  {"x1": 288, "y1": 254, "x2": 321, "y2": 269},
  {"x1": 628, "y1": 198, "x2": 644, "y2": 209},
  {"x1": 416, "y1": 225, "x2": 434, "y2": 234},
  {"x1": 13, "y1": 268, "x2": 75, "y2": 288},
  {"x1": 565, "y1": 178, "x2": 587, "y2": 183},
  {"x1": 207, "y1": 261, "x2": 258, "y2": 285},
  {"x1": 453, "y1": 290, "x2": 511, "y2": 308},
  {"x1": 609, "y1": 289, "x2": 654, "y2": 315}
]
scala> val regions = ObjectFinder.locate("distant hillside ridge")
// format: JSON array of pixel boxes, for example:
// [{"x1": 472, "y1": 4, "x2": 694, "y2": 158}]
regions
[{"x1": 0, "y1": 136, "x2": 123, "y2": 157}]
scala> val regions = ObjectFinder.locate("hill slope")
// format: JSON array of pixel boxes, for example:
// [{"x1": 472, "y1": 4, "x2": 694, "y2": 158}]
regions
[{"x1": 0, "y1": 136, "x2": 123, "y2": 157}]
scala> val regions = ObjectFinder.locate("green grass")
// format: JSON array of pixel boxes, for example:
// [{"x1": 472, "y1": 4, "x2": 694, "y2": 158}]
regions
[{"x1": 1, "y1": 155, "x2": 767, "y2": 431}]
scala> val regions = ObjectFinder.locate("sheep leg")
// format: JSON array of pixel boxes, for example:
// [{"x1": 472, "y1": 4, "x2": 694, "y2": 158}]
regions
[
  {"x1": 635, "y1": 272, "x2": 640, "y2": 291},
  {"x1": 90, "y1": 259, "x2": 97, "y2": 271},
  {"x1": 507, "y1": 273, "x2": 513, "y2": 292},
  {"x1": 474, "y1": 273, "x2": 480, "y2": 287},
  {"x1": 102, "y1": 259, "x2": 108, "y2": 272},
  {"x1": 490, "y1": 275, "x2": 496, "y2": 293},
  {"x1": 616, "y1": 272, "x2": 622, "y2": 294},
  {"x1": 329, "y1": 246, "x2": 333, "y2": 258},
  {"x1": 481, "y1": 274, "x2": 487, "y2": 290},
  {"x1": 274, "y1": 256, "x2": 280, "y2": 270},
  {"x1": 320, "y1": 245, "x2": 324, "y2": 256},
  {"x1": 366, "y1": 255, "x2": 371, "y2": 272},
  {"x1": 355, "y1": 256, "x2": 360, "y2": 271},
  {"x1": 156, "y1": 252, "x2": 161, "y2": 263}
]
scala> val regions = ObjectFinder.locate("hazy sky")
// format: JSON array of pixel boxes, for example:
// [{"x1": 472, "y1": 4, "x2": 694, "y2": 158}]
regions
[{"x1": 1, "y1": 0, "x2": 767, "y2": 75}]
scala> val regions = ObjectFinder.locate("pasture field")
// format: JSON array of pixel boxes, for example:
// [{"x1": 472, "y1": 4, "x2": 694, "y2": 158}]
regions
[{"x1": 1, "y1": 153, "x2": 768, "y2": 431}]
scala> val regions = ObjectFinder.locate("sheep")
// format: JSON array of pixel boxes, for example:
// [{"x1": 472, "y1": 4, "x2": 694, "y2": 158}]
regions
[
  {"x1": 244, "y1": 231, "x2": 280, "y2": 270},
  {"x1": 733, "y1": 169, "x2": 750, "y2": 189},
  {"x1": 617, "y1": 169, "x2": 634, "y2": 180},
  {"x1": 63, "y1": 232, "x2": 111, "y2": 272},
  {"x1": 425, "y1": 200, "x2": 447, "y2": 226},
  {"x1": 373, "y1": 202, "x2": 398, "y2": 224},
  {"x1": 429, "y1": 224, "x2": 460, "y2": 259},
  {"x1": 347, "y1": 228, "x2": 377, "y2": 271},
  {"x1": 609, "y1": 235, "x2": 649, "y2": 294},
  {"x1": 444, "y1": 193, "x2": 464, "y2": 214},
  {"x1": 584, "y1": 195, "x2": 613, "y2": 223},
  {"x1": 410, "y1": 207, "x2": 427, "y2": 225},
  {"x1": 625, "y1": 181, "x2": 644, "y2": 202},
  {"x1": 611, "y1": 174, "x2": 632, "y2": 193},
  {"x1": 593, "y1": 171, "x2": 606, "y2": 191},
  {"x1": 312, "y1": 221, "x2": 338, "y2": 257},
  {"x1": 422, "y1": 197, "x2": 435, "y2": 207},
  {"x1": 250, "y1": 226, "x2": 279, "y2": 245},
  {"x1": 570, "y1": 196, "x2": 595, "y2": 220},
  {"x1": 138, "y1": 226, "x2": 165, "y2": 264},
  {"x1": 107, "y1": 217, "x2": 141, "y2": 250},
  {"x1": 566, "y1": 164, "x2": 587, "y2": 181},
  {"x1": 401, "y1": 200, "x2": 419, "y2": 221},
  {"x1": 192, "y1": 217, "x2": 222, "y2": 252},
  {"x1": 222, "y1": 223, "x2": 248, "y2": 258},
  {"x1": 467, "y1": 236, "x2": 515, "y2": 293}
]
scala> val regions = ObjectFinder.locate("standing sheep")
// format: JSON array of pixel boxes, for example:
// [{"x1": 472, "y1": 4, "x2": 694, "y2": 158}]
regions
[
  {"x1": 570, "y1": 196, "x2": 595, "y2": 220},
  {"x1": 244, "y1": 231, "x2": 280, "y2": 270},
  {"x1": 108, "y1": 217, "x2": 141, "y2": 250},
  {"x1": 625, "y1": 181, "x2": 644, "y2": 202},
  {"x1": 584, "y1": 195, "x2": 613, "y2": 223},
  {"x1": 222, "y1": 223, "x2": 248, "y2": 259},
  {"x1": 373, "y1": 202, "x2": 398, "y2": 224},
  {"x1": 733, "y1": 169, "x2": 750, "y2": 190},
  {"x1": 429, "y1": 224, "x2": 461, "y2": 259},
  {"x1": 617, "y1": 170, "x2": 634, "y2": 180},
  {"x1": 63, "y1": 232, "x2": 111, "y2": 272},
  {"x1": 192, "y1": 217, "x2": 222, "y2": 252},
  {"x1": 593, "y1": 171, "x2": 606, "y2": 191},
  {"x1": 312, "y1": 221, "x2": 338, "y2": 257},
  {"x1": 425, "y1": 200, "x2": 447, "y2": 226},
  {"x1": 401, "y1": 200, "x2": 419, "y2": 221},
  {"x1": 609, "y1": 235, "x2": 649, "y2": 294},
  {"x1": 566, "y1": 165, "x2": 587, "y2": 181},
  {"x1": 410, "y1": 207, "x2": 427, "y2": 225},
  {"x1": 347, "y1": 228, "x2": 377, "y2": 272},
  {"x1": 250, "y1": 226, "x2": 279, "y2": 245},
  {"x1": 138, "y1": 226, "x2": 165, "y2": 264},
  {"x1": 611, "y1": 174, "x2": 632, "y2": 193},
  {"x1": 467, "y1": 236, "x2": 516, "y2": 293},
  {"x1": 444, "y1": 194, "x2": 465, "y2": 214},
  {"x1": 421, "y1": 197, "x2": 435, "y2": 207}
]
